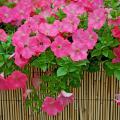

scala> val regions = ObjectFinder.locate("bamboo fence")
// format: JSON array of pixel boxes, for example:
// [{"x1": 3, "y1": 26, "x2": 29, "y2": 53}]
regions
[{"x1": 0, "y1": 64, "x2": 120, "y2": 120}]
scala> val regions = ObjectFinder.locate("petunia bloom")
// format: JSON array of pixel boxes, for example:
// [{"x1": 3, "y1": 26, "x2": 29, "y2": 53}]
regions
[
  {"x1": 39, "y1": 22, "x2": 59, "y2": 37},
  {"x1": 51, "y1": 36, "x2": 71, "y2": 58},
  {"x1": 112, "y1": 45, "x2": 120, "y2": 63},
  {"x1": 57, "y1": 90, "x2": 74, "y2": 106},
  {"x1": 0, "y1": 29, "x2": 8, "y2": 42},
  {"x1": 112, "y1": 26, "x2": 120, "y2": 39},
  {"x1": 88, "y1": 8, "x2": 106, "y2": 29},
  {"x1": 115, "y1": 94, "x2": 120, "y2": 106},
  {"x1": 42, "y1": 97, "x2": 64, "y2": 116},
  {"x1": 70, "y1": 41, "x2": 88, "y2": 61},
  {"x1": 30, "y1": 34, "x2": 51, "y2": 55}
]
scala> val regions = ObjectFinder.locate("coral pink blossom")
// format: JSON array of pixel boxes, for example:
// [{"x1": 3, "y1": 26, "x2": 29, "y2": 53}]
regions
[
  {"x1": 12, "y1": 0, "x2": 33, "y2": 21},
  {"x1": 14, "y1": 48, "x2": 29, "y2": 68},
  {"x1": 88, "y1": 8, "x2": 106, "y2": 29},
  {"x1": 42, "y1": 97, "x2": 64, "y2": 116},
  {"x1": 30, "y1": 34, "x2": 51, "y2": 55},
  {"x1": 0, "y1": 71, "x2": 27, "y2": 91},
  {"x1": 112, "y1": 45, "x2": 120, "y2": 63},
  {"x1": 51, "y1": 36, "x2": 71, "y2": 58},
  {"x1": 112, "y1": 26, "x2": 120, "y2": 39},
  {"x1": 0, "y1": 6, "x2": 13, "y2": 23},
  {"x1": 12, "y1": 25, "x2": 31, "y2": 47},
  {"x1": 85, "y1": 28, "x2": 98, "y2": 50},
  {"x1": 79, "y1": 0, "x2": 93, "y2": 12},
  {"x1": 39, "y1": 22, "x2": 59, "y2": 37},
  {"x1": 61, "y1": 15, "x2": 80, "y2": 32},
  {"x1": 52, "y1": 0, "x2": 66, "y2": 10},
  {"x1": 63, "y1": 3, "x2": 85, "y2": 17},
  {"x1": 0, "y1": 29, "x2": 8, "y2": 42},
  {"x1": 70, "y1": 41, "x2": 88, "y2": 61},
  {"x1": 6, "y1": 71, "x2": 28, "y2": 89},
  {"x1": 115, "y1": 94, "x2": 120, "y2": 106},
  {"x1": 64, "y1": 15, "x2": 80, "y2": 29},
  {"x1": 33, "y1": 0, "x2": 51, "y2": 9},
  {"x1": 21, "y1": 46, "x2": 34, "y2": 59},
  {"x1": 108, "y1": 17, "x2": 120, "y2": 26},
  {"x1": 54, "y1": 20, "x2": 73, "y2": 33},
  {"x1": 57, "y1": 91, "x2": 74, "y2": 106},
  {"x1": 72, "y1": 29, "x2": 89, "y2": 43},
  {"x1": 92, "y1": 0, "x2": 103, "y2": 9},
  {"x1": 0, "y1": 71, "x2": 28, "y2": 100}
]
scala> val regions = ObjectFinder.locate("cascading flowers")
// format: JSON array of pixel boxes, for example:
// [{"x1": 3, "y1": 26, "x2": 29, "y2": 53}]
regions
[{"x1": 0, "y1": 0, "x2": 120, "y2": 116}]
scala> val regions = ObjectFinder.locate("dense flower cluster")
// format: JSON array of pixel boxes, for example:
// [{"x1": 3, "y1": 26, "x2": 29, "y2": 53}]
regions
[
  {"x1": 0, "y1": 0, "x2": 107, "y2": 68},
  {"x1": 0, "y1": 0, "x2": 120, "y2": 116}
]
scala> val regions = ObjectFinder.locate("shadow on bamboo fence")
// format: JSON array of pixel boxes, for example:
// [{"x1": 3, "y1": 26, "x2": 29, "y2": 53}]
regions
[{"x1": 0, "y1": 64, "x2": 120, "y2": 120}]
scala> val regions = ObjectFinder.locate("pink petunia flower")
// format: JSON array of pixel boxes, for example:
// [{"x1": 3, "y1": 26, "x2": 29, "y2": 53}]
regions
[
  {"x1": 54, "y1": 20, "x2": 73, "y2": 33},
  {"x1": 79, "y1": 0, "x2": 93, "y2": 12},
  {"x1": 0, "y1": 6, "x2": 13, "y2": 23},
  {"x1": 0, "y1": 71, "x2": 28, "y2": 92},
  {"x1": 92, "y1": 0, "x2": 104, "y2": 9},
  {"x1": 112, "y1": 45, "x2": 120, "y2": 63},
  {"x1": 14, "y1": 48, "x2": 29, "y2": 68},
  {"x1": 72, "y1": 29, "x2": 89, "y2": 43},
  {"x1": 88, "y1": 8, "x2": 106, "y2": 29},
  {"x1": 64, "y1": 15, "x2": 80, "y2": 31},
  {"x1": 52, "y1": 0, "x2": 66, "y2": 10},
  {"x1": 30, "y1": 34, "x2": 51, "y2": 55},
  {"x1": 85, "y1": 28, "x2": 98, "y2": 50},
  {"x1": 59, "y1": 15, "x2": 80, "y2": 33},
  {"x1": 51, "y1": 36, "x2": 71, "y2": 58},
  {"x1": 0, "y1": 29, "x2": 8, "y2": 42},
  {"x1": 115, "y1": 94, "x2": 120, "y2": 106},
  {"x1": 108, "y1": 17, "x2": 120, "y2": 26},
  {"x1": 112, "y1": 26, "x2": 120, "y2": 39},
  {"x1": 12, "y1": 0, "x2": 33, "y2": 21},
  {"x1": 12, "y1": 25, "x2": 31, "y2": 47},
  {"x1": 70, "y1": 41, "x2": 88, "y2": 61},
  {"x1": 57, "y1": 90, "x2": 74, "y2": 106},
  {"x1": 39, "y1": 22, "x2": 59, "y2": 37},
  {"x1": 42, "y1": 97, "x2": 64, "y2": 116},
  {"x1": 63, "y1": 2, "x2": 85, "y2": 17}
]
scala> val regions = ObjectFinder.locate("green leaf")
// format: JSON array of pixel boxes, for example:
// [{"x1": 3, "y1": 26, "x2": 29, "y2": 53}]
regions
[
  {"x1": 56, "y1": 9, "x2": 66, "y2": 20},
  {"x1": 35, "y1": 8, "x2": 41, "y2": 14},
  {"x1": 91, "y1": 49, "x2": 101, "y2": 57},
  {"x1": 56, "y1": 57, "x2": 71, "y2": 66},
  {"x1": 75, "y1": 60, "x2": 89, "y2": 67},
  {"x1": 40, "y1": 64, "x2": 47, "y2": 72},
  {"x1": 47, "y1": 16, "x2": 56, "y2": 24},
  {"x1": 114, "y1": 70, "x2": 120, "y2": 80},
  {"x1": 69, "y1": 72, "x2": 81, "y2": 88},
  {"x1": 87, "y1": 61, "x2": 100, "y2": 72},
  {"x1": 0, "y1": 61, "x2": 4, "y2": 67},
  {"x1": 69, "y1": 65, "x2": 77, "y2": 72},
  {"x1": 57, "y1": 67, "x2": 68, "y2": 77},
  {"x1": 102, "y1": 49, "x2": 115, "y2": 58}
]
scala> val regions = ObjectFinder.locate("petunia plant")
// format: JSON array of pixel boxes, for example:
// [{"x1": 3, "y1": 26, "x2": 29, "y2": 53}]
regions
[{"x1": 0, "y1": 0, "x2": 120, "y2": 116}]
